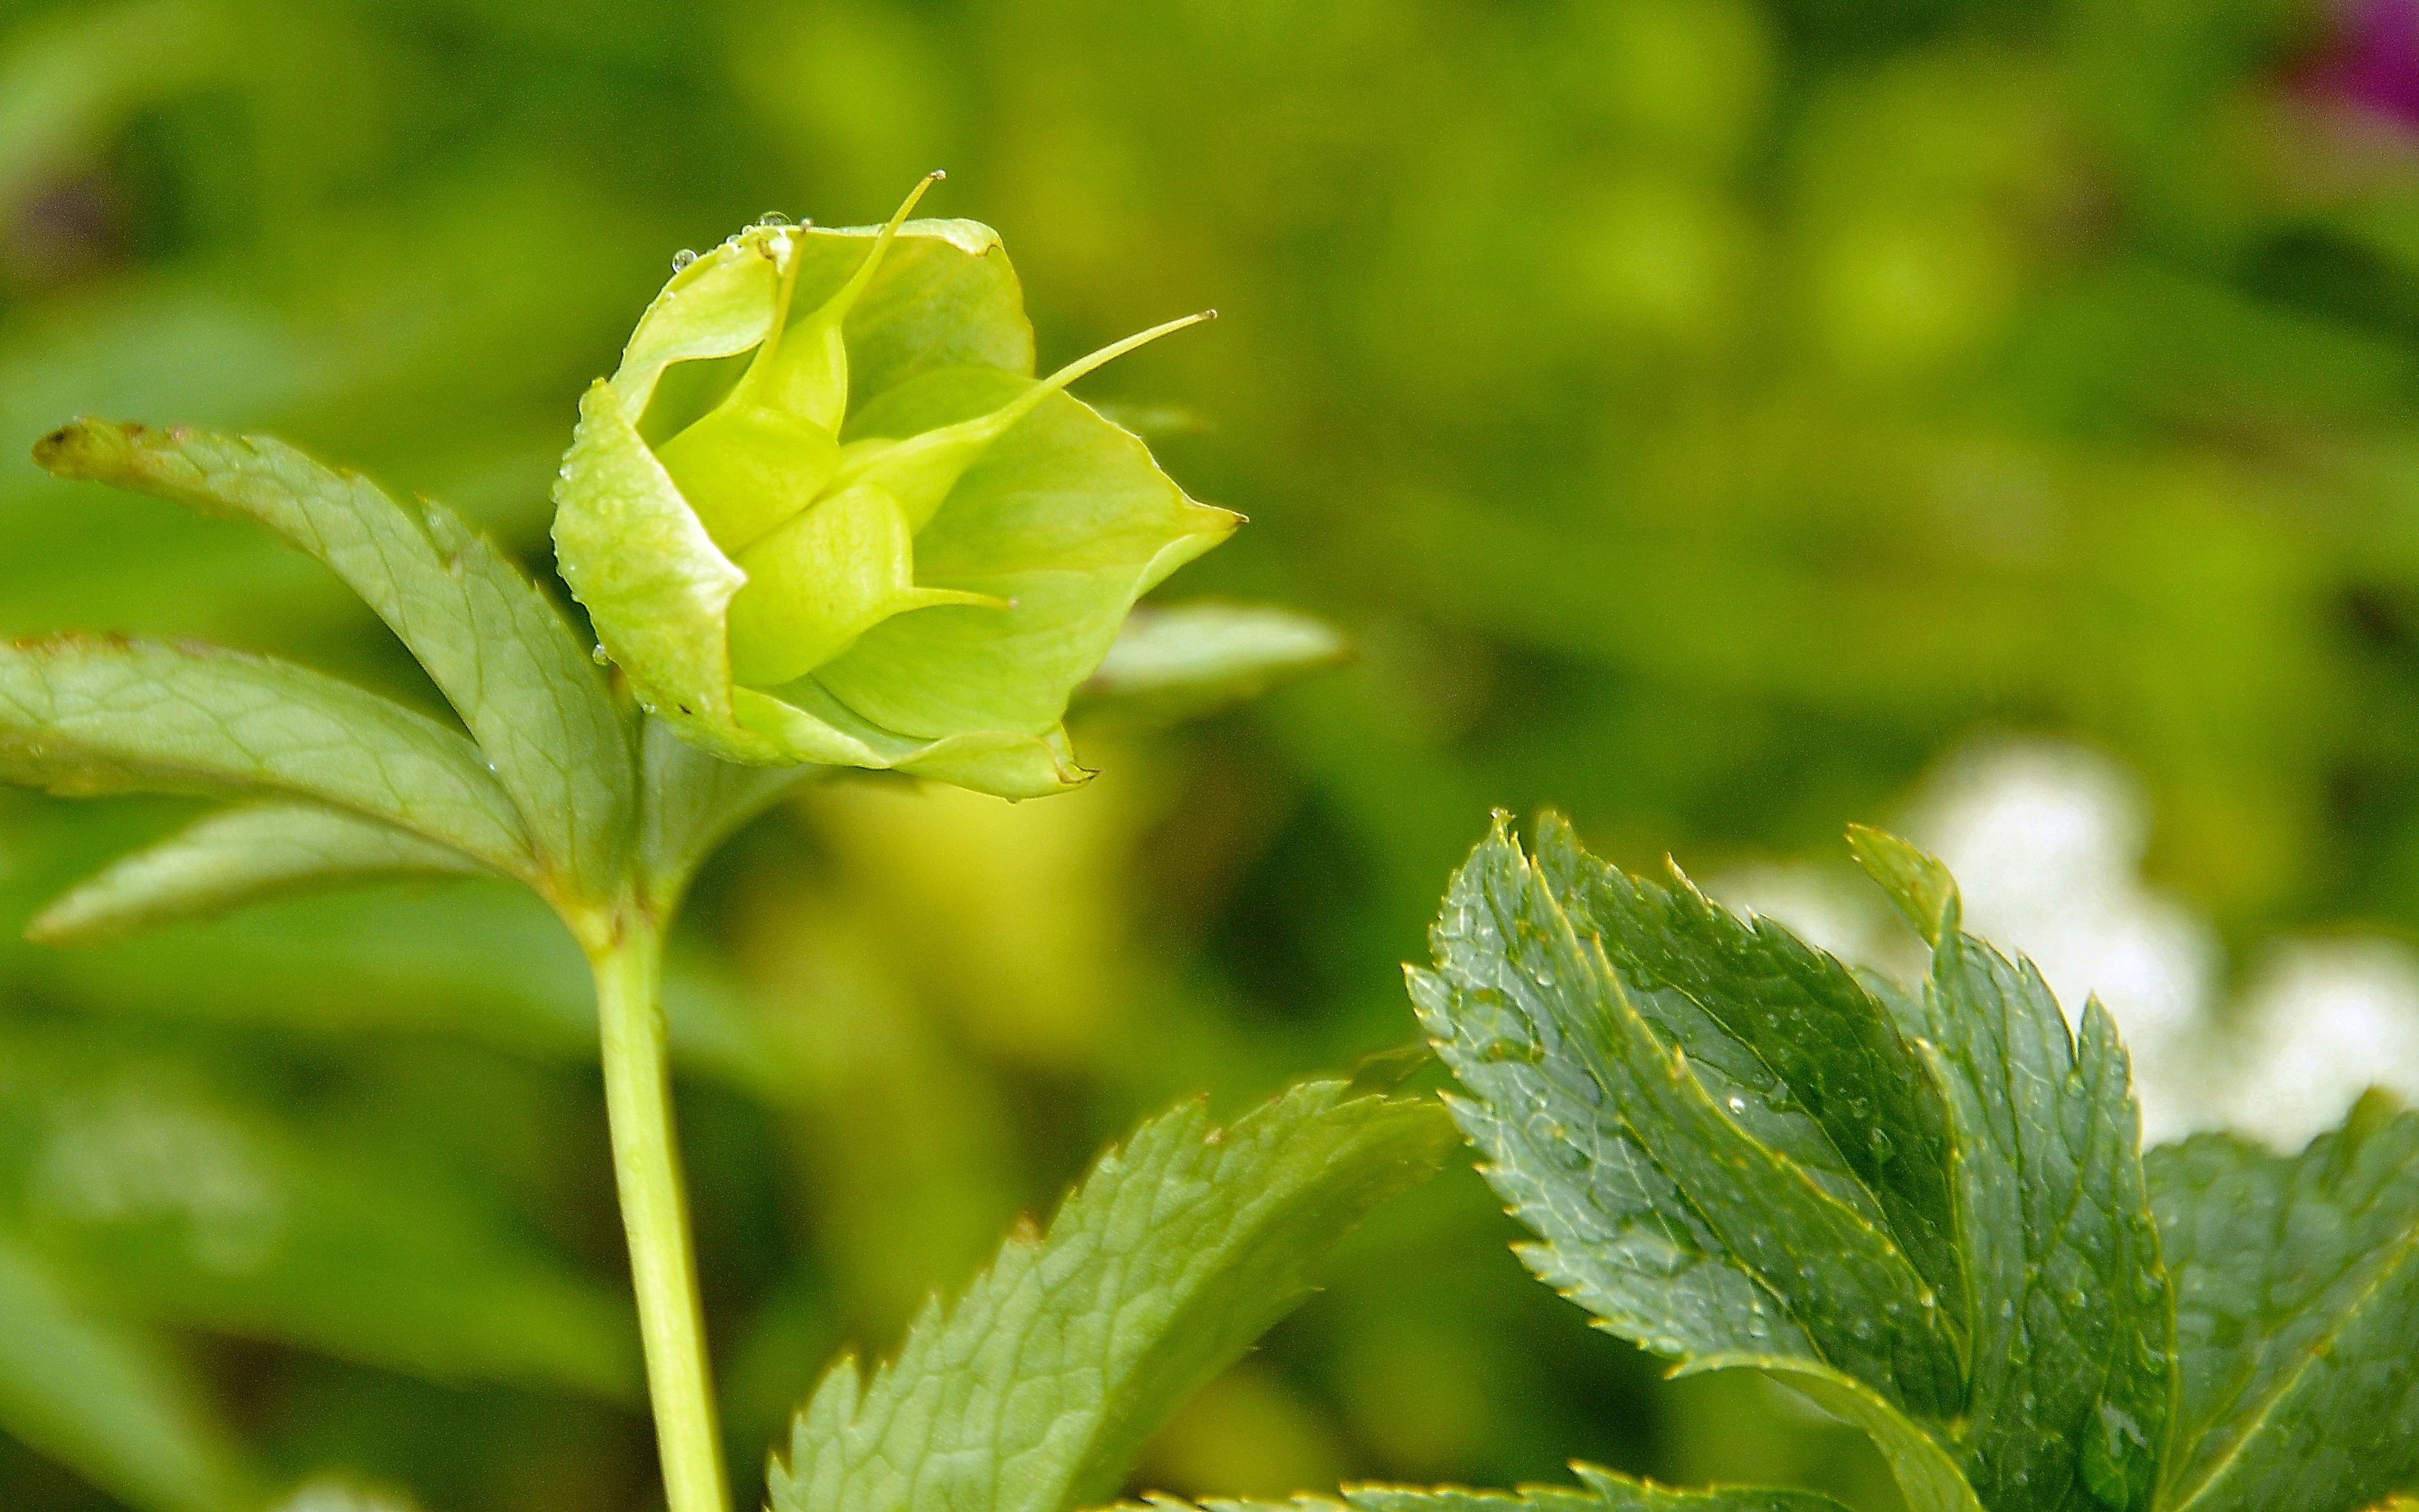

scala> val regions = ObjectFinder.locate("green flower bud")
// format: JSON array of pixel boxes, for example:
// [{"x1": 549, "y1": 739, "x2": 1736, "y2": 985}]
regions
[{"x1": 553, "y1": 176, "x2": 1239, "y2": 799}]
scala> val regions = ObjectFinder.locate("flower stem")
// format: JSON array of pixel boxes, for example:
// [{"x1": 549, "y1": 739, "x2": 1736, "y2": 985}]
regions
[{"x1": 588, "y1": 911, "x2": 731, "y2": 1512}]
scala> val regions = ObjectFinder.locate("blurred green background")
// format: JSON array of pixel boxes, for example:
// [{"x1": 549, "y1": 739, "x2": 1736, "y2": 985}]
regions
[{"x1": 8, "y1": 0, "x2": 2419, "y2": 1508}]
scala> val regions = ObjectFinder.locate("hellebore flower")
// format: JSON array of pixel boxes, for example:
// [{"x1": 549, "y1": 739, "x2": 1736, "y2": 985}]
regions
[{"x1": 553, "y1": 175, "x2": 1238, "y2": 798}]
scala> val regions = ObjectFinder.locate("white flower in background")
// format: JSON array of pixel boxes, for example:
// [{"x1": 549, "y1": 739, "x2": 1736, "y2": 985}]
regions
[
  {"x1": 1904, "y1": 742, "x2": 2221, "y2": 1143},
  {"x1": 2228, "y1": 939, "x2": 2419, "y2": 1150},
  {"x1": 274, "y1": 1481, "x2": 421, "y2": 1512},
  {"x1": 1716, "y1": 736, "x2": 2419, "y2": 1151}
]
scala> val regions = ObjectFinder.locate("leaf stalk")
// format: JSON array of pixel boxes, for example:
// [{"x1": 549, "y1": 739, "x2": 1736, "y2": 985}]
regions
[{"x1": 587, "y1": 909, "x2": 732, "y2": 1512}]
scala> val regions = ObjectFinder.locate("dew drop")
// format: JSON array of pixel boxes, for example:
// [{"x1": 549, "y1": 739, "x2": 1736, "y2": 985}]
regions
[
  {"x1": 1726, "y1": 1096, "x2": 1747, "y2": 1114},
  {"x1": 2080, "y1": 1401, "x2": 2152, "y2": 1505},
  {"x1": 759, "y1": 211, "x2": 792, "y2": 226},
  {"x1": 591, "y1": 644, "x2": 611, "y2": 665},
  {"x1": 671, "y1": 248, "x2": 699, "y2": 271}
]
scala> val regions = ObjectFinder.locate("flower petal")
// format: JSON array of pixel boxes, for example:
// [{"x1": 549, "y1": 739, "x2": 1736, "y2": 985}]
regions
[
  {"x1": 813, "y1": 372, "x2": 1238, "y2": 738},
  {"x1": 554, "y1": 379, "x2": 771, "y2": 761},
  {"x1": 731, "y1": 685, "x2": 1089, "y2": 799},
  {"x1": 611, "y1": 219, "x2": 1032, "y2": 423}
]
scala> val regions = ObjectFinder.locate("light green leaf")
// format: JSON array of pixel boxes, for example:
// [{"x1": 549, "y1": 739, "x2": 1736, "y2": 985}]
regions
[
  {"x1": 26, "y1": 802, "x2": 484, "y2": 944},
  {"x1": 2148, "y1": 1091, "x2": 2419, "y2": 1512},
  {"x1": 1844, "y1": 827, "x2": 1955, "y2": 948},
  {"x1": 769, "y1": 1078, "x2": 1458, "y2": 1512},
  {"x1": 1078, "y1": 603, "x2": 1349, "y2": 726},
  {"x1": 0, "y1": 1020, "x2": 642, "y2": 1400},
  {"x1": 1852, "y1": 829, "x2": 2171, "y2": 1512},
  {"x1": 1155, "y1": 1465, "x2": 1849, "y2": 1512},
  {"x1": 0, "y1": 635, "x2": 534, "y2": 877},
  {"x1": 0, "y1": 1232, "x2": 253, "y2": 1512},
  {"x1": 33, "y1": 420, "x2": 635, "y2": 897},
  {"x1": 1412, "y1": 817, "x2": 1964, "y2": 1421}
]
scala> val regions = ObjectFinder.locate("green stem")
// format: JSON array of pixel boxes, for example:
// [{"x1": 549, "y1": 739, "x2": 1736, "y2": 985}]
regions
[{"x1": 589, "y1": 911, "x2": 732, "y2": 1512}]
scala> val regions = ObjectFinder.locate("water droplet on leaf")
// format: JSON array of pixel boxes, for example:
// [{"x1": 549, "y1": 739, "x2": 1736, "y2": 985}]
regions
[{"x1": 2080, "y1": 1401, "x2": 2152, "y2": 1506}]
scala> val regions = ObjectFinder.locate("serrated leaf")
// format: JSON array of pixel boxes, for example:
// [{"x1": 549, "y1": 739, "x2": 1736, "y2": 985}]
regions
[
  {"x1": 769, "y1": 1079, "x2": 1458, "y2": 1512},
  {"x1": 1078, "y1": 603, "x2": 1348, "y2": 726},
  {"x1": 2148, "y1": 1091, "x2": 2419, "y2": 1512},
  {"x1": 0, "y1": 1021, "x2": 641, "y2": 1400},
  {"x1": 1532, "y1": 815, "x2": 1963, "y2": 1333},
  {"x1": 1715, "y1": 1356, "x2": 1980, "y2": 1512},
  {"x1": 26, "y1": 802, "x2": 483, "y2": 944},
  {"x1": 1844, "y1": 827, "x2": 1954, "y2": 948},
  {"x1": 0, "y1": 1232, "x2": 253, "y2": 1512},
  {"x1": 1850, "y1": 829, "x2": 2171, "y2": 1512},
  {"x1": 0, "y1": 635, "x2": 534, "y2": 877},
  {"x1": 34, "y1": 420, "x2": 635, "y2": 897},
  {"x1": 1413, "y1": 818, "x2": 1963, "y2": 1424},
  {"x1": 1150, "y1": 1463, "x2": 1849, "y2": 1512}
]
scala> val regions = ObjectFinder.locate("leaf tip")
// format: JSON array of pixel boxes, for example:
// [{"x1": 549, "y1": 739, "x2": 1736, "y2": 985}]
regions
[
  {"x1": 29, "y1": 416, "x2": 110, "y2": 477},
  {"x1": 1846, "y1": 824, "x2": 1959, "y2": 946}
]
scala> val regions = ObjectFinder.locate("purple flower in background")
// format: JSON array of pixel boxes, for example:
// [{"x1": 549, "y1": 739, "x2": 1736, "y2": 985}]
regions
[{"x1": 2304, "y1": 0, "x2": 2419, "y2": 128}]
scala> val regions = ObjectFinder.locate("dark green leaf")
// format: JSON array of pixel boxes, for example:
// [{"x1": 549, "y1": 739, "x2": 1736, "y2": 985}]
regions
[
  {"x1": 1414, "y1": 816, "x2": 1964, "y2": 1421},
  {"x1": 769, "y1": 1079, "x2": 1457, "y2": 1512},
  {"x1": 26, "y1": 802, "x2": 483, "y2": 944},
  {"x1": 0, "y1": 635, "x2": 534, "y2": 877},
  {"x1": 1534, "y1": 814, "x2": 1963, "y2": 1330},
  {"x1": 1741, "y1": 1358, "x2": 1979, "y2": 1512},
  {"x1": 33, "y1": 420, "x2": 635, "y2": 898},
  {"x1": 2149, "y1": 1092, "x2": 2419, "y2": 1512},
  {"x1": 1851, "y1": 829, "x2": 2171, "y2": 1512}
]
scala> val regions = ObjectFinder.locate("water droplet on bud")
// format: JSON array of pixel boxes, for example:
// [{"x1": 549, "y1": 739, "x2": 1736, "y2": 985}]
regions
[
  {"x1": 759, "y1": 211, "x2": 792, "y2": 227},
  {"x1": 671, "y1": 249, "x2": 699, "y2": 271},
  {"x1": 591, "y1": 644, "x2": 612, "y2": 665}
]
